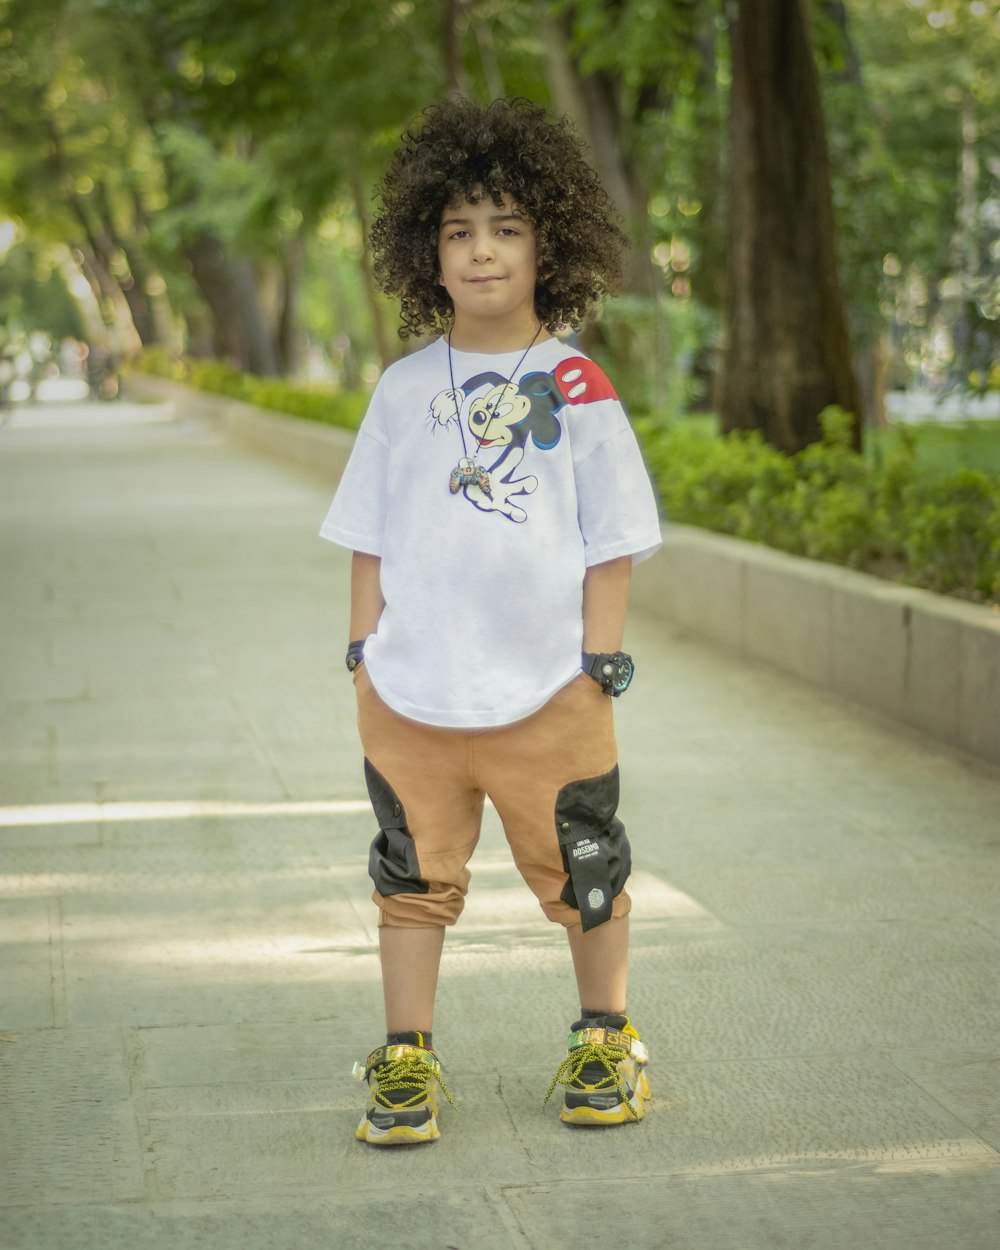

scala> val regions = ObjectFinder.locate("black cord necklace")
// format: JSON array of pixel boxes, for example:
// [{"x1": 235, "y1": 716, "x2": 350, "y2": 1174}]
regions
[{"x1": 446, "y1": 324, "x2": 543, "y2": 499}]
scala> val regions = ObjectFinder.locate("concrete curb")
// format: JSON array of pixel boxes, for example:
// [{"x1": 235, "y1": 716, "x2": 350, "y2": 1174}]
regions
[
  {"x1": 126, "y1": 372, "x2": 356, "y2": 479},
  {"x1": 630, "y1": 527, "x2": 1000, "y2": 766},
  {"x1": 126, "y1": 373, "x2": 1000, "y2": 767}
]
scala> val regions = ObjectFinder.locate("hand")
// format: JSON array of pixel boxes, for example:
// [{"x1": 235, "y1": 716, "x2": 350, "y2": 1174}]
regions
[
  {"x1": 464, "y1": 471, "x2": 537, "y2": 522},
  {"x1": 429, "y1": 389, "x2": 464, "y2": 427}
]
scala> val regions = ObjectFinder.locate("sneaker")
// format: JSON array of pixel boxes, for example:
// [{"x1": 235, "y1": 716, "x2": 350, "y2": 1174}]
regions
[
  {"x1": 544, "y1": 1014, "x2": 650, "y2": 1126},
  {"x1": 353, "y1": 1036, "x2": 454, "y2": 1146}
]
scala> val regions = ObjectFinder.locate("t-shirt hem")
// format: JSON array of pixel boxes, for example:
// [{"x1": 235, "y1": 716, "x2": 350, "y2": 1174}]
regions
[{"x1": 366, "y1": 662, "x2": 582, "y2": 729}]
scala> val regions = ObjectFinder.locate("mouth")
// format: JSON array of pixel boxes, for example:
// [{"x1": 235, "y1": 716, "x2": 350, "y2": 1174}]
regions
[
  {"x1": 467, "y1": 276, "x2": 503, "y2": 284},
  {"x1": 476, "y1": 436, "x2": 497, "y2": 446}
]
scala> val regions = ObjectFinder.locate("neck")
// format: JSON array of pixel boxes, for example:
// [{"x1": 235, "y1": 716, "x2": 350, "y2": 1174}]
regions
[{"x1": 447, "y1": 314, "x2": 551, "y2": 354}]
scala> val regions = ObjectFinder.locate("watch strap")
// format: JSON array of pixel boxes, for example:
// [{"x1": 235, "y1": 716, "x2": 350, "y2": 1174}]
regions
[{"x1": 581, "y1": 651, "x2": 608, "y2": 685}]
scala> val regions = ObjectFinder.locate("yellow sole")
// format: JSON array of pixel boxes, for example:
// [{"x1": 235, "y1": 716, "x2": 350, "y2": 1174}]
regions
[
  {"x1": 560, "y1": 1071, "x2": 650, "y2": 1126},
  {"x1": 560, "y1": 1099, "x2": 646, "y2": 1126},
  {"x1": 355, "y1": 1117, "x2": 440, "y2": 1146}
]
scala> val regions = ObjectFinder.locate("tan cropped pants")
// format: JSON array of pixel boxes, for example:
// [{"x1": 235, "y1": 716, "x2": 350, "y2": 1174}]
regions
[{"x1": 354, "y1": 664, "x2": 633, "y2": 930}]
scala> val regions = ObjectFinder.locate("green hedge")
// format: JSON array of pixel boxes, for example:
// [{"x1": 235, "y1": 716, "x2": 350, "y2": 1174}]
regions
[
  {"x1": 133, "y1": 352, "x2": 998, "y2": 605},
  {"x1": 133, "y1": 349, "x2": 368, "y2": 432},
  {"x1": 636, "y1": 407, "x2": 1000, "y2": 605}
]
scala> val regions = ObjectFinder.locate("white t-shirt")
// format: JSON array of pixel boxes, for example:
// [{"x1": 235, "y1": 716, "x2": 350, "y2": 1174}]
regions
[{"x1": 320, "y1": 336, "x2": 661, "y2": 728}]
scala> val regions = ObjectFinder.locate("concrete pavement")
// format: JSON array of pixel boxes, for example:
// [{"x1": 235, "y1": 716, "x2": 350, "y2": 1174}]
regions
[{"x1": 1, "y1": 394, "x2": 998, "y2": 1249}]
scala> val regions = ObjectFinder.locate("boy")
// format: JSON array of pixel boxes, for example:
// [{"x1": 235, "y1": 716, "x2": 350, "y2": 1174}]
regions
[{"x1": 320, "y1": 96, "x2": 661, "y2": 1146}]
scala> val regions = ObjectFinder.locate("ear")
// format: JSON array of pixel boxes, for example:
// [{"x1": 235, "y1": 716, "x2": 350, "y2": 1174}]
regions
[
  {"x1": 519, "y1": 373, "x2": 563, "y2": 450},
  {"x1": 528, "y1": 408, "x2": 561, "y2": 450}
]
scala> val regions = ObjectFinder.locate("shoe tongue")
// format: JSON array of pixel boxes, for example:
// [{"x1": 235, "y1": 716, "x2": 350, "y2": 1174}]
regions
[{"x1": 572, "y1": 1014, "x2": 628, "y2": 1031}]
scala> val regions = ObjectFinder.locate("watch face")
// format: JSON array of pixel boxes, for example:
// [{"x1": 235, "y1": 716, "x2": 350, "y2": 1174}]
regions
[
  {"x1": 597, "y1": 652, "x2": 633, "y2": 694},
  {"x1": 611, "y1": 655, "x2": 634, "y2": 693}
]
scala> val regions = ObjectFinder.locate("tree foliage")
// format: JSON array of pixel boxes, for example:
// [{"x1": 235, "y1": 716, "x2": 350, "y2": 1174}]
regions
[
  {"x1": 842, "y1": 0, "x2": 1000, "y2": 394},
  {"x1": 0, "y1": 0, "x2": 996, "y2": 432}
]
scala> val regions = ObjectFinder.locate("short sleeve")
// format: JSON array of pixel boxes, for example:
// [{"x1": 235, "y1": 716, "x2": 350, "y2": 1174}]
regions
[
  {"x1": 574, "y1": 411, "x2": 662, "y2": 567},
  {"x1": 318, "y1": 382, "x2": 390, "y2": 555}
]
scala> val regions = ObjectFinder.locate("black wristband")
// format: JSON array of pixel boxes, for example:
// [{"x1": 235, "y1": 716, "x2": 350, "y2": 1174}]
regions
[{"x1": 346, "y1": 640, "x2": 366, "y2": 672}]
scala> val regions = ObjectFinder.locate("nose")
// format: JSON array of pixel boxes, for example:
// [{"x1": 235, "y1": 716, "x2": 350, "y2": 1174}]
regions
[{"x1": 471, "y1": 232, "x2": 495, "y2": 263}]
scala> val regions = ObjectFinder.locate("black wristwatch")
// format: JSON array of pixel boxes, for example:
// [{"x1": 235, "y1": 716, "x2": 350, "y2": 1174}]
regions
[
  {"x1": 345, "y1": 640, "x2": 366, "y2": 672},
  {"x1": 582, "y1": 650, "x2": 635, "y2": 696}
]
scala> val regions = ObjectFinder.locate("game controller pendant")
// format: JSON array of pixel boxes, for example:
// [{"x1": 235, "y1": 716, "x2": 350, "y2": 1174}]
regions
[
  {"x1": 445, "y1": 325, "x2": 541, "y2": 508},
  {"x1": 449, "y1": 456, "x2": 492, "y2": 499}
]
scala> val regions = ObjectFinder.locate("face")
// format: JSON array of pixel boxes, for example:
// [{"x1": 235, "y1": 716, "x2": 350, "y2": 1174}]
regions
[
  {"x1": 467, "y1": 382, "x2": 532, "y2": 449},
  {"x1": 438, "y1": 193, "x2": 540, "y2": 336}
]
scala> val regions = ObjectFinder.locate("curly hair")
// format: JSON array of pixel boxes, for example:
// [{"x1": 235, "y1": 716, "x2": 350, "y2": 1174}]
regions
[{"x1": 370, "y1": 96, "x2": 628, "y2": 339}]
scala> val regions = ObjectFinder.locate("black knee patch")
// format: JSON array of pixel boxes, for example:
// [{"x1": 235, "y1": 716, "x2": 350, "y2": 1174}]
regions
[
  {"x1": 364, "y1": 759, "x2": 428, "y2": 897},
  {"x1": 555, "y1": 765, "x2": 632, "y2": 931}
]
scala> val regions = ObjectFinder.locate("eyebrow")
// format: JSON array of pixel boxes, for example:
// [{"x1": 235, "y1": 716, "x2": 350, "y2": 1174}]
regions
[{"x1": 440, "y1": 212, "x2": 526, "y2": 229}]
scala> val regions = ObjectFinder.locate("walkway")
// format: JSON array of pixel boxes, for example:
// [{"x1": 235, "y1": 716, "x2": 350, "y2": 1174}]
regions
[{"x1": 1, "y1": 395, "x2": 998, "y2": 1249}]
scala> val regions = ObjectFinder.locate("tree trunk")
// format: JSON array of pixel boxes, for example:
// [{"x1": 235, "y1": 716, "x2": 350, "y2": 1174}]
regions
[
  {"x1": 819, "y1": 0, "x2": 884, "y2": 429},
  {"x1": 90, "y1": 181, "x2": 160, "y2": 347},
  {"x1": 538, "y1": 4, "x2": 654, "y2": 296},
  {"x1": 183, "y1": 236, "x2": 244, "y2": 366},
  {"x1": 443, "y1": 0, "x2": 469, "y2": 96},
  {"x1": 72, "y1": 240, "x2": 142, "y2": 354},
  {"x1": 278, "y1": 235, "x2": 305, "y2": 377},
  {"x1": 720, "y1": 0, "x2": 860, "y2": 452},
  {"x1": 64, "y1": 190, "x2": 156, "y2": 347},
  {"x1": 350, "y1": 165, "x2": 395, "y2": 370},
  {"x1": 58, "y1": 248, "x2": 116, "y2": 347},
  {"x1": 70, "y1": 235, "x2": 120, "y2": 323},
  {"x1": 184, "y1": 235, "x2": 282, "y2": 374},
  {"x1": 42, "y1": 116, "x2": 154, "y2": 348},
  {"x1": 949, "y1": 94, "x2": 986, "y2": 390},
  {"x1": 325, "y1": 256, "x2": 363, "y2": 390},
  {"x1": 228, "y1": 257, "x2": 282, "y2": 376},
  {"x1": 854, "y1": 341, "x2": 886, "y2": 429}
]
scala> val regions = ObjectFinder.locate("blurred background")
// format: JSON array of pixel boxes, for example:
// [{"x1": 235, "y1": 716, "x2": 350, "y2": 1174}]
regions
[{"x1": 1, "y1": 0, "x2": 998, "y2": 598}]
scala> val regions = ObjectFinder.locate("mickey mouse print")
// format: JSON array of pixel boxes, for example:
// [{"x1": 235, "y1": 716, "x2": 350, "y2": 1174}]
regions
[{"x1": 428, "y1": 356, "x2": 618, "y2": 523}]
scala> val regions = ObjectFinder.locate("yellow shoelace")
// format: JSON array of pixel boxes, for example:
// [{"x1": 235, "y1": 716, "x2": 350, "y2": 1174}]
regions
[
  {"x1": 372, "y1": 1054, "x2": 456, "y2": 1111},
  {"x1": 543, "y1": 1041, "x2": 639, "y2": 1119}
]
